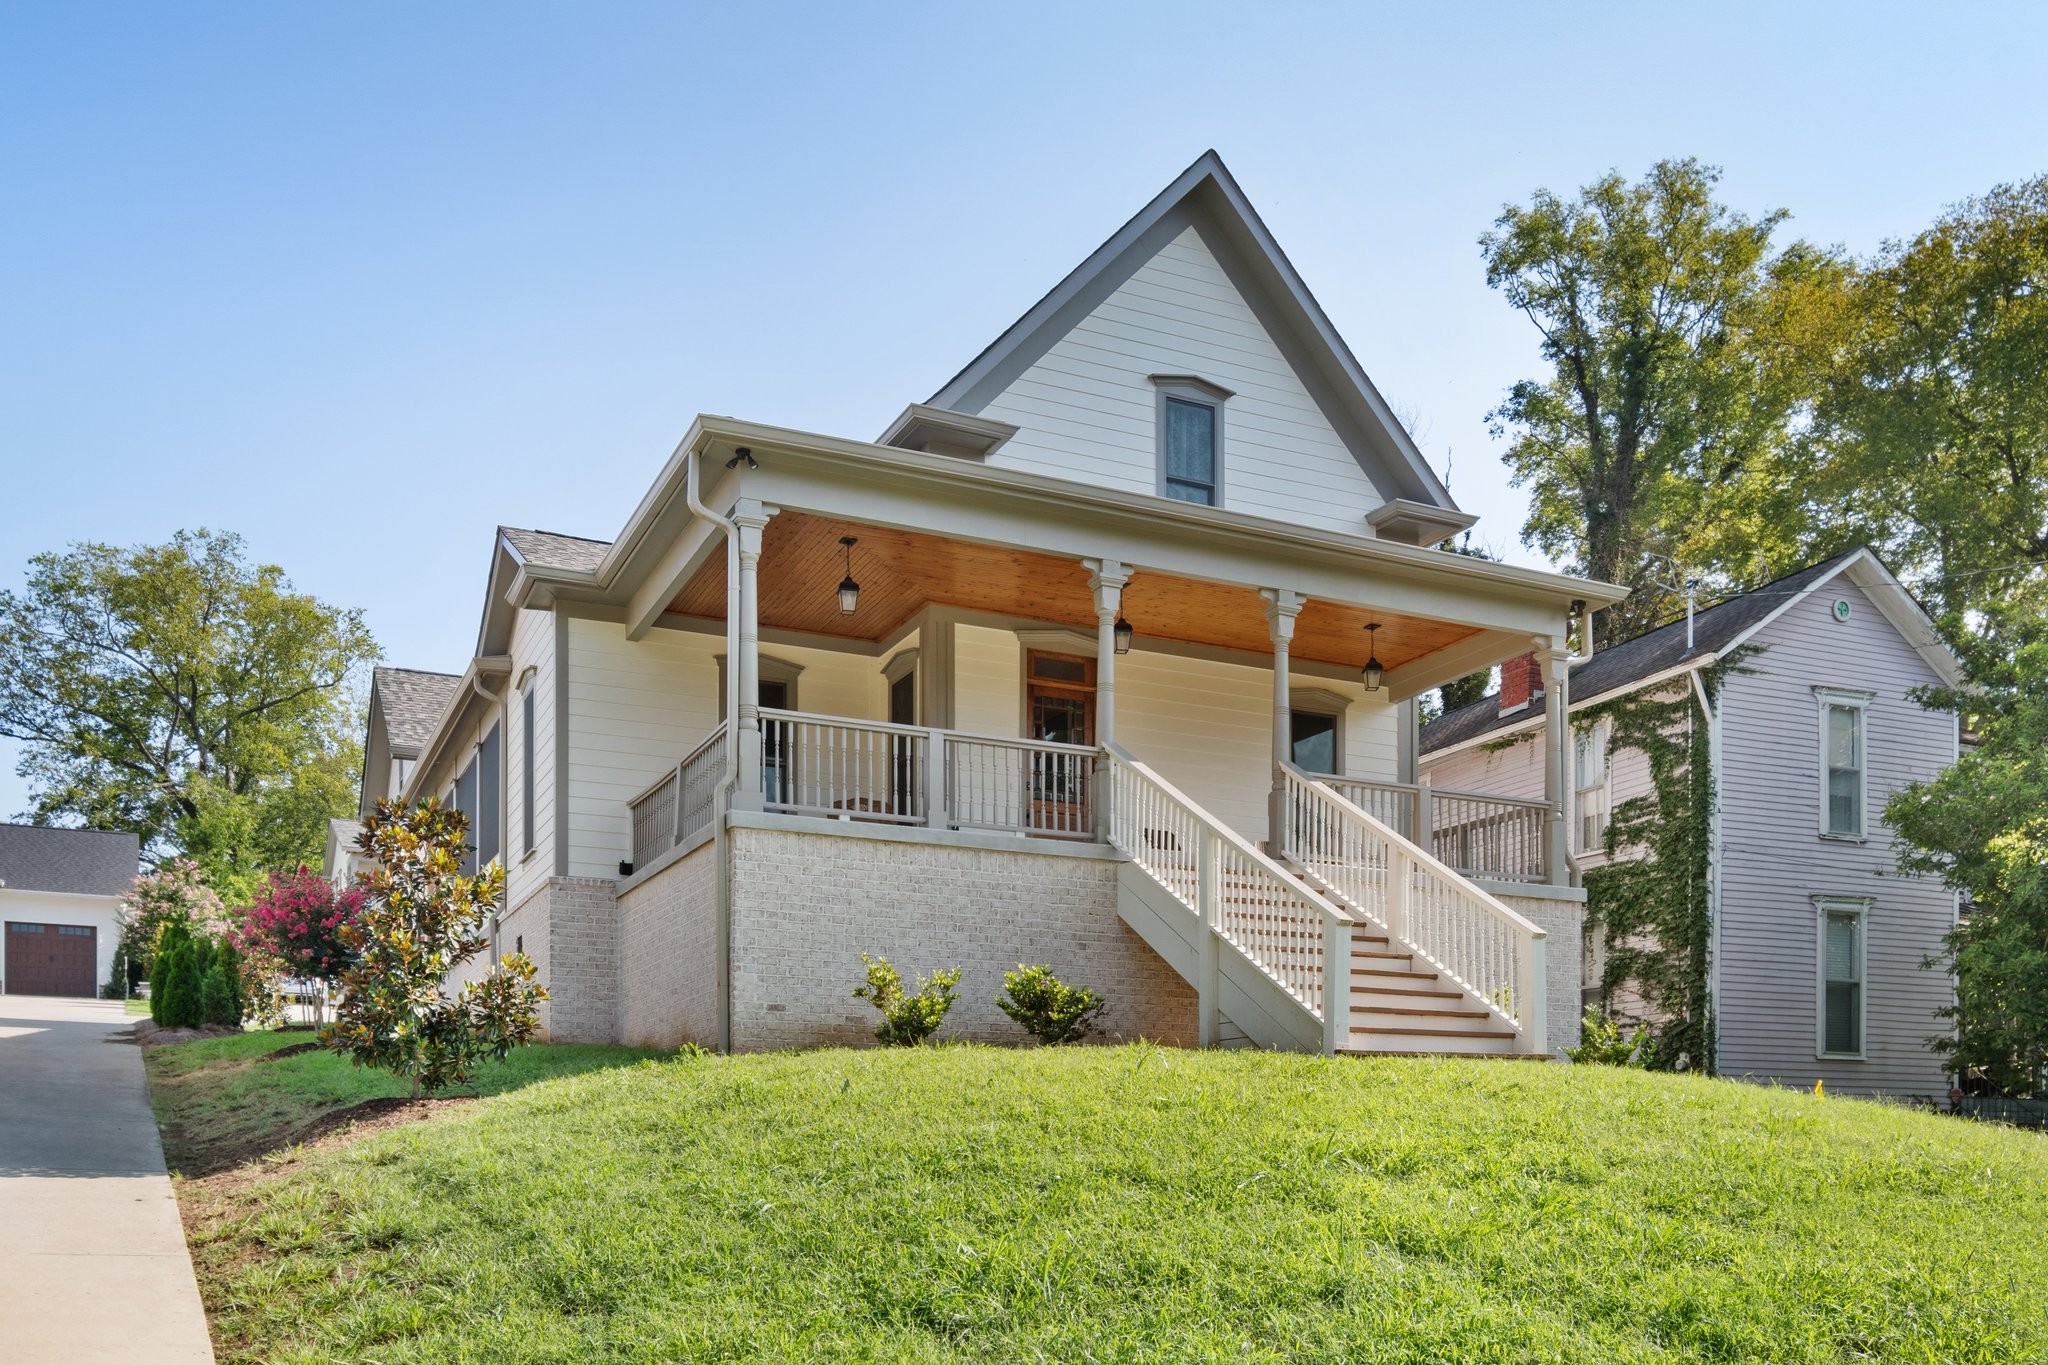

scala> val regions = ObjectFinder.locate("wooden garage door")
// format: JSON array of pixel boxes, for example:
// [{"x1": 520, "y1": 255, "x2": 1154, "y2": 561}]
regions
[{"x1": 5, "y1": 921, "x2": 98, "y2": 998}]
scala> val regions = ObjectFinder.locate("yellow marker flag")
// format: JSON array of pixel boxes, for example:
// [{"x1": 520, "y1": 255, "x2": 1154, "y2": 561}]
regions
[{"x1": 1814, "y1": 1078, "x2": 1825, "y2": 1098}]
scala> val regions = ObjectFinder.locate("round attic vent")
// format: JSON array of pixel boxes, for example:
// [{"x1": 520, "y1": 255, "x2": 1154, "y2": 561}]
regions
[{"x1": 1832, "y1": 599, "x2": 1852, "y2": 622}]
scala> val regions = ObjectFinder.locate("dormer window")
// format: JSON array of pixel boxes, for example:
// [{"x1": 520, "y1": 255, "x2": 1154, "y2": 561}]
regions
[{"x1": 1151, "y1": 376, "x2": 1230, "y2": 506}]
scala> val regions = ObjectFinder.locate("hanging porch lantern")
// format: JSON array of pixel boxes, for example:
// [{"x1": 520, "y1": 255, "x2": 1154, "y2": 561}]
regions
[
  {"x1": 1113, "y1": 615, "x2": 1134, "y2": 654},
  {"x1": 837, "y1": 536, "x2": 861, "y2": 616},
  {"x1": 1361, "y1": 622, "x2": 1384, "y2": 692}
]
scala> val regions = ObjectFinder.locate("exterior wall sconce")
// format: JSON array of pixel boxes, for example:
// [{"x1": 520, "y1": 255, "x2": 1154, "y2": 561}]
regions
[
  {"x1": 837, "y1": 536, "x2": 861, "y2": 616},
  {"x1": 1113, "y1": 616, "x2": 1134, "y2": 654},
  {"x1": 1361, "y1": 622, "x2": 1384, "y2": 692}
]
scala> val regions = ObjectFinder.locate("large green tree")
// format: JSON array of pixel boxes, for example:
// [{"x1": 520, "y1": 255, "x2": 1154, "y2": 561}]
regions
[
  {"x1": 1482, "y1": 158, "x2": 1844, "y2": 639},
  {"x1": 1806, "y1": 175, "x2": 2048, "y2": 648},
  {"x1": 1888, "y1": 633, "x2": 2048, "y2": 1094},
  {"x1": 0, "y1": 530, "x2": 376, "y2": 897}
]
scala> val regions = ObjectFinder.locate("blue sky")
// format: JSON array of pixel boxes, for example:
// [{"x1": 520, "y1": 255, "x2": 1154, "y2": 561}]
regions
[{"x1": 3, "y1": 2, "x2": 2044, "y2": 822}]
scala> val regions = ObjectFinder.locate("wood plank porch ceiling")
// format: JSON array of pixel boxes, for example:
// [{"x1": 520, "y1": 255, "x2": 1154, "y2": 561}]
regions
[{"x1": 668, "y1": 512, "x2": 1478, "y2": 669}]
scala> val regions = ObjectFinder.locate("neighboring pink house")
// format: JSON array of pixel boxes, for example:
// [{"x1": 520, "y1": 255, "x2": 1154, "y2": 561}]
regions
[{"x1": 1418, "y1": 550, "x2": 1965, "y2": 1098}]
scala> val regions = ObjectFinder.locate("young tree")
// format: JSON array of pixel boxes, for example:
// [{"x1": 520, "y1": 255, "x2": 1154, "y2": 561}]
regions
[
  {"x1": 0, "y1": 529, "x2": 377, "y2": 892},
  {"x1": 325, "y1": 798, "x2": 545, "y2": 1098},
  {"x1": 117, "y1": 858, "x2": 231, "y2": 979},
  {"x1": 238, "y1": 865, "x2": 364, "y2": 1024},
  {"x1": 1888, "y1": 634, "x2": 2048, "y2": 1094},
  {"x1": 1482, "y1": 159, "x2": 1840, "y2": 639}
]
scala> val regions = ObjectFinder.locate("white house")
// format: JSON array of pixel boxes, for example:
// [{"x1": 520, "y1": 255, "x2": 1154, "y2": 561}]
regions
[
  {"x1": 0, "y1": 824, "x2": 140, "y2": 998},
  {"x1": 1419, "y1": 550, "x2": 1965, "y2": 1097},
  {"x1": 341, "y1": 153, "x2": 1627, "y2": 1059}
]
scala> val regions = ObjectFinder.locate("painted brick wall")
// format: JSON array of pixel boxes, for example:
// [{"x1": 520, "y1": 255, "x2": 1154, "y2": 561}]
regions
[
  {"x1": 546, "y1": 876, "x2": 621, "y2": 1043},
  {"x1": 617, "y1": 842, "x2": 720, "y2": 1048},
  {"x1": 726, "y1": 827, "x2": 1196, "y2": 1051},
  {"x1": 1494, "y1": 892, "x2": 1584, "y2": 1057},
  {"x1": 497, "y1": 882, "x2": 554, "y2": 1035}
]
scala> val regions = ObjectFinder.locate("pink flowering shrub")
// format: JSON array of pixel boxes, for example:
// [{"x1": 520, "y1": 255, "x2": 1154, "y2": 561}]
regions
[{"x1": 239, "y1": 865, "x2": 363, "y2": 985}]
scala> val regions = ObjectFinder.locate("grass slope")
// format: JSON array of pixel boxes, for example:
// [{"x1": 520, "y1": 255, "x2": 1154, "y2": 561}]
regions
[{"x1": 168, "y1": 1038, "x2": 2048, "y2": 1363}]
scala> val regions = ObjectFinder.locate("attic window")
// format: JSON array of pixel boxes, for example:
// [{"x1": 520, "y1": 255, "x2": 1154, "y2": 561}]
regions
[{"x1": 1152, "y1": 376, "x2": 1230, "y2": 507}]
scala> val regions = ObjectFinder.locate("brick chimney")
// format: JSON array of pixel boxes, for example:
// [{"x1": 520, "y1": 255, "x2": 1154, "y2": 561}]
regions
[{"x1": 1498, "y1": 652, "x2": 1544, "y2": 715}]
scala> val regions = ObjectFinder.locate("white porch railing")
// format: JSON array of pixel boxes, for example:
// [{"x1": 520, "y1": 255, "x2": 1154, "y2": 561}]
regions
[
  {"x1": 1283, "y1": 766, "x2": 1545, "y2": 1051},
  {"x1": 627, "y1": 722, "x2": 731, "y2": 869},
  {"x1": 759, "y1": 709, "x2": 1098, "y2": 838},
  {"x1": 1106, "y1": 743, "x2": 1353, "y2": 1050},
  {"x1": 1317, "y1": 774, "x2": 1551, "y2": 884}
]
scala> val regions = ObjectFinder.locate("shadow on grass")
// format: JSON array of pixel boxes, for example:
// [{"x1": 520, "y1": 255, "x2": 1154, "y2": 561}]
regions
[{"x1": 148, "y1": 1030, "x2": 665, "y2": 1177}]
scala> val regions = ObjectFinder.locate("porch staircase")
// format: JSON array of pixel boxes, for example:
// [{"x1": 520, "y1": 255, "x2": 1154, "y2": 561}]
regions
[{"x1": 1104, "y1": 745, "x2": 1549, "y2": 1059}]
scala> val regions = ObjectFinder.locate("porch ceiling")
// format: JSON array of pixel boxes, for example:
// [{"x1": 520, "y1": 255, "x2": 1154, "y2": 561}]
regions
[{"x1": 667, "y1": 511, "x2": 1479, "y2": 670}]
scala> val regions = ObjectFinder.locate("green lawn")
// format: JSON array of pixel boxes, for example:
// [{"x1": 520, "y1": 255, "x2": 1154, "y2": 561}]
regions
[
  {"x1": 123, "y1": 997, "x2": 151, "y2": 1016},
  {"x1": 161, "y1": 1039, "x2": 2048, "y2": 1364}
]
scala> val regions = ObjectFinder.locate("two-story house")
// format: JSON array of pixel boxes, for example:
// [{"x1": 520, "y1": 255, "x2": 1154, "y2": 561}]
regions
[
  {"x1": 342, "y1": 153, "x2": 1629, "y2": 1059},
  {"x1": 1418, "y1": 550, "x2": 1964, "y2": 1097}
]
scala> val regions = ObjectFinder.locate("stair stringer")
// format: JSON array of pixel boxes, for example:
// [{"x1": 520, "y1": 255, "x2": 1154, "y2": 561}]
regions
[{"x1": 1115, "y1": 861, "x2": 1323, "y2": 1053}]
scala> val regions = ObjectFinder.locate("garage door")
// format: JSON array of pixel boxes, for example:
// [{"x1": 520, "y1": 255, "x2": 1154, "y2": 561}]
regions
[{"x1": 4, "y1": 921, "x2": 98, "y2": 998}]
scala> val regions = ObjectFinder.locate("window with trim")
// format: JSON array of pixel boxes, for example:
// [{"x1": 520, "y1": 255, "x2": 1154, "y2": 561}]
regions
[
  {"x1": 1818, "y1": 901, "x2": 1867, "y2": 1058},
  {"x1": 1574, "y1": 721, "x2": 1609, "y2": 852},
  {"x1": 1152, "y1": 377, "x2": 1228, "y2": 506},
  {"x1": 521, "y1": 685, "x2": 537, "y2": 855},
  {"x1": 1818, "y1": 690, "x2": 1870, "y2": 838},
  {"x1": 1287, "y1": 687, "x2": 1348, "y2": 775}
]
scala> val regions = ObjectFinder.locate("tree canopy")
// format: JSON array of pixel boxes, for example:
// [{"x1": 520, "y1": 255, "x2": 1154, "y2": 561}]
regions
[{"x1": 0, "y1": 529, "x2": 376, "y2": 898}]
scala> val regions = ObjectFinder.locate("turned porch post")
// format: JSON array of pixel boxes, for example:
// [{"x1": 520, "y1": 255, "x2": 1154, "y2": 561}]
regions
[
  {"x1": 730, "y1": 501, "x2": 776, "y2": 812},
  {"x1": 1542, "y1": 636, "x2": 1572, "y2": 886},
  {"x1": 1085, "y1": 559, "x2": 1130, "y2": 746},
  {"x1": 1260, "y1": 589, "x2": 1303, "y2": 854}
]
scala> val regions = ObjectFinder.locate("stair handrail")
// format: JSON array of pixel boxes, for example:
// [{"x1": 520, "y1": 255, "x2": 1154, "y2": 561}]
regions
[
  {"x1": 1282, "y1": 763, "x2": 1547, "y2": 1053},
  {"x1": 1104, "y1": 742, "x2": 1355, "y2": 1052}
]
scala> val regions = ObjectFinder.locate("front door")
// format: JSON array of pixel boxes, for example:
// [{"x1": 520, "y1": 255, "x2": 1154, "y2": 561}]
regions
[
  {"x1": 759, "y1": 679, "x2": 791, "y2": 805},
  {"x1": 1026, "y1": 652, "x2": 1094, "y2": 826}
]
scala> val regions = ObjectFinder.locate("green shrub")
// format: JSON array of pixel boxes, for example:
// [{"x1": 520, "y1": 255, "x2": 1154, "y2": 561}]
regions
[
  {"x1": 149, "y1": 918, "x2": 190, "y2": 1025},
  {"x1": 853, "y1": 953, "x2": 960, "y2": 1046},
  {"x1": 1565, "y1": 1006, "x2": 1651, "y2": 1067},
  {"x1": 997, "y1": 964, "x2": 1107, "y2": 1045},
  {"x1": 200, "y1": 960, "x2": 238, "y2": 1028},
  {"x1": 160, "y1": 939, "x2": 204, "y2": 1029}
]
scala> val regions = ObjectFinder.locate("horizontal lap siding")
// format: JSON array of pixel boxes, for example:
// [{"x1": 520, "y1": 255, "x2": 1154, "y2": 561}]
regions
[
  {"x1": 563, "y1": 619, "x2": 881, "y2": 879},
  {"x1": 507, "y1": 607, "x2": 555, "y2": 910},
  {"x1": 1716, "y1": 580, "x2": 1956, "y2": 1098},
  {"x1": 977, "y1": 227, "x2": 1387, "y2": 534}
]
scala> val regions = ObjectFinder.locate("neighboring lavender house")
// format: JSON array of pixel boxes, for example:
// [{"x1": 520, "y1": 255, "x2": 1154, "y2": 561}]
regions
[
  {"x1": 328, "y1": 152, "x2": 1630, "y2": 1060},
  {"x1": 1418, "y1": 549, "x2": 1965, "y2": 1098}
]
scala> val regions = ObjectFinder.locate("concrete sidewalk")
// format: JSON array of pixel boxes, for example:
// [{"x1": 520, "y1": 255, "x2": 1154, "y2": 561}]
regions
[{"x1": 0, "y1": 994, "x2": 213, "y2": 1363}]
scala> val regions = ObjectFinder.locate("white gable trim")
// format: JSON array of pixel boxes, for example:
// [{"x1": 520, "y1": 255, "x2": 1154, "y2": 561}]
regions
[
  {"x1": 1716, "y1": 549, "x2": 1965, "y2": 689},
  {"x1": 923, "y1": 151, "x2": 1457, "y2": 510}
]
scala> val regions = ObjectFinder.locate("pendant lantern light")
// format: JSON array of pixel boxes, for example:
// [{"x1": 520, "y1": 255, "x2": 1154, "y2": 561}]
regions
[
  {"x1": 837, "y1": 536, "x2": 861, "y2": 616},
  {"x1": 1361, "y1": 622, "x2": 1385, "y2": 692},
  {"x1": 1113, "y1": 615, "x2": 1134, "y2": 654}
]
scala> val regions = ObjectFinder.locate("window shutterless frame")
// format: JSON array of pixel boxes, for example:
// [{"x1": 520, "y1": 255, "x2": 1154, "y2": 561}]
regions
[
  {"x1": 1814, "y1": 688, "x2": 1873, "y2": 840},
  {"x1": 1814, "y1": 897, "x2": 1871, "y2": 1059},
  {"x1": 1150, "y1": 375, "x2": 1230, "y2": 507}
]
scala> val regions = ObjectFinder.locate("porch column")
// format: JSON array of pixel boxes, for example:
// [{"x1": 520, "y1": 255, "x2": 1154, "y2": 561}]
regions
[
  {"x1": 1085, "y1": 559, "x2": 1130, "y2": 746},
  {"x1": 731, "y1": 501, "x2": 776, "y2": 812},
  {"x1": 1542, "y1": 636, "x2": 1571, "y2": 885},
  {"x1": 1260, "y1": 588, "x2": 1303, "y2": 853}
]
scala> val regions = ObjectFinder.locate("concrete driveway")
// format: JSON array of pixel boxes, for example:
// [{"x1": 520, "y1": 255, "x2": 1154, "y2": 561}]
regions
[{"x1": 0, "y1": 994, "x2": 213, "y2": 1363}]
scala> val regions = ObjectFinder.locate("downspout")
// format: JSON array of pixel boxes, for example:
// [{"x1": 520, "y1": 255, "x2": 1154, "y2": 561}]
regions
[{"x1": 683, "y1": 444, "x2": 741, "y2": 1053}]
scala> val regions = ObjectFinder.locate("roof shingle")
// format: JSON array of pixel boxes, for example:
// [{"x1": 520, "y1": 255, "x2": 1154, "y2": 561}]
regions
[
  {"x1": 1420, "y1": 550, "x2": 1866, "y2": 756},
  {"x1": 0, "y1": 823, "x2": 140, "y2": 898},
  {"x1": 501, "y1": 527, "x2": 611, "y2": 573},
  {"x1": 373, "y1": 667, "x2": 462, "y2": 755}
]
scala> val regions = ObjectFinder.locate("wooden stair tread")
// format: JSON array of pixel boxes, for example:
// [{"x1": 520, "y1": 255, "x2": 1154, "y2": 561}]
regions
[
  {"x1": 1350, "y1": 1025, "x2": 1518, "y2": 1040},
  {"x1": 1339, "y1": 1049, "x2": 1554, "y2": 1061},
  {"x1": 1350, "y1": 1005, "x2": 1492, "y2": 1019}
]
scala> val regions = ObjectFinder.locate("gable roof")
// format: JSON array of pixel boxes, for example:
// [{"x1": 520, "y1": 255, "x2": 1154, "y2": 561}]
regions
[
  {"x1": 501, "y1": 527, "x2": 612, "y2": 574},
  {"x1": 371, "y1": 667, "x2": 463, "y2": 756},
  {"x1": 0, "y1": 823, "x2": 139, "y2": 897},
  {"x1": 923, "y1": 150, "x2": 1460, "y2": 511},
  {"x1": 1420, "y1": 548, "x2": 1959, "y2": 757}
]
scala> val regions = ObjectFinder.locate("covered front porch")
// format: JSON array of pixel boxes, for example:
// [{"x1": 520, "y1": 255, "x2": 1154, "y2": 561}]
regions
[{"x1": 610, "y1": 421, "x2": 1597, "y2": 890}]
